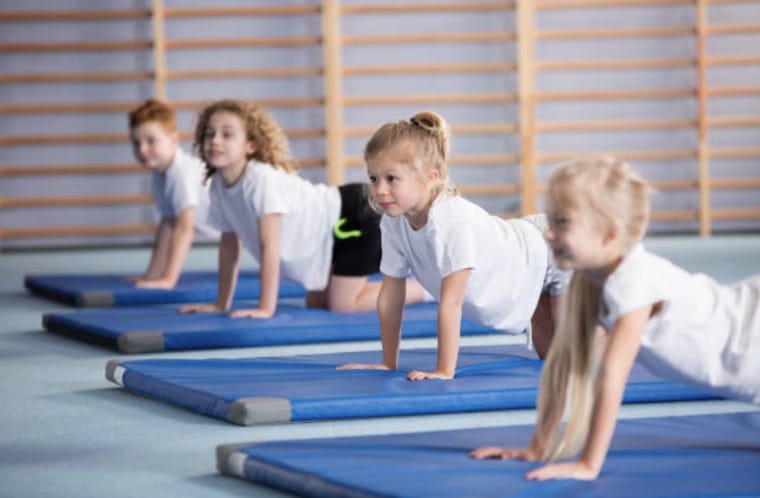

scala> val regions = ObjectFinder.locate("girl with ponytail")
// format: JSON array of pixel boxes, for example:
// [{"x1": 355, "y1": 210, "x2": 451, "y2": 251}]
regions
[
  {"x1": 471, "y1": 155, "x2": 760, "y2": 480},
  {"x1": 339, "y1": 111, "x2": 569, "y2": 379}
]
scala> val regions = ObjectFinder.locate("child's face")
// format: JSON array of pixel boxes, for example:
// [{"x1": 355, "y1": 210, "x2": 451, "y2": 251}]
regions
[
  {"x1": 544, "y1": 190, "x2": 617, "y2": 272},
  {"x1": 130, "y1": 122, "x2": 178, "y2": 171},
  {"x1": 366, "y1": 141, "x2": 437, "y2": 226},
  {"x1": 202, "y1": 111, "x2": 255, "y2": 172}
]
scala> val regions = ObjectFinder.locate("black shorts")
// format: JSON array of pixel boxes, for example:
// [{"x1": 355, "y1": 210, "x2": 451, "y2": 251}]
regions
[{"x1": 331, "y1": 183, "x2": 381, "y2": 277}]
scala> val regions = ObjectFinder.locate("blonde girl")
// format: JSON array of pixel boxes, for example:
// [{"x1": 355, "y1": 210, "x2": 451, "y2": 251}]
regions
[
  {"x1": 471, "y1": 156, "x2": 760, "y2": 480},
  {"x1": 181, "y1": 99, "x2": 424, "y2": 318},
  {"x1": 339, "y1": 111, "x2": 569, "y2": 380}
]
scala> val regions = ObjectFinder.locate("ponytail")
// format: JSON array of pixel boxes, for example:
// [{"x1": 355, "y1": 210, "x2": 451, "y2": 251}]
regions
[{"x1": 534, "y1": 273, "x2": 601, "y2": 460}]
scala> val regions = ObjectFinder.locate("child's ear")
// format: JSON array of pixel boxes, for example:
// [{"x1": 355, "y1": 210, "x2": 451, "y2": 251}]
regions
[
  {"x1": 426, "y1": 167, "x2": 440, "y2": 183},
  {"x1": 603, "y1": 219, "x2": 624, "y2": 246},
  {"x1": 246, "y1": 141, "x2": 257, "y2": 156}
]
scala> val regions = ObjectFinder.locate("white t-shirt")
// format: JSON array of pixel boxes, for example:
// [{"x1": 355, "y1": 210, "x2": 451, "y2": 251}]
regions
[
  {"x1": 151, "y1": 147, "x2": 216, "y2": 235},
  {"x1": 380, "y1": 195, "x2": 548, "y2": 333},
  {"x1": 600, "y1": 243, "x2": 760, "y2": 403},
  {"x1": 207, "y1": 160, "x2": 341, "y2": 291}
]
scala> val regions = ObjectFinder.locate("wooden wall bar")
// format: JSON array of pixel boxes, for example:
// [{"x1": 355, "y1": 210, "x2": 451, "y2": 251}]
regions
[{"x1": 0, "y1": 0, "x2": 758, "y2": 248}]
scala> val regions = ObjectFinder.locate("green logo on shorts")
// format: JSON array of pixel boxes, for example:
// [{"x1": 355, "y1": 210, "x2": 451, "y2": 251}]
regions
[{"x1": 333, "y1": 218, "x2": 362, "y2": 240}]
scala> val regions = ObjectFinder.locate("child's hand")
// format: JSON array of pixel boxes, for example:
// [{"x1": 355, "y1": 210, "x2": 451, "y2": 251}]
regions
[
  {"x1": 179, "y1": 303, "x2": 226, "y2": 314},
  {"x1": 469, "y1": 446, "x2": 539, "y2": 461},
  {"x1": 228, "y1": 308, "x2": 275, "y2": 319},
  {"x1": 134, "y1": 278, "x2": 175, "y2": 289},
  {"x1": 526, "y1": 461, "x2": 599, "y2": 481},
  {"x1": 407, "y1": 369, "x2": 454, "y2": 381},
  {"x1": 336, "y1": 363, "x2": 392, "y2": 371}
]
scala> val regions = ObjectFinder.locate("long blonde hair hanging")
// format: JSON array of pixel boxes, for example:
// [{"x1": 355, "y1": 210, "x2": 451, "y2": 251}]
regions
[{"x1": 534, "y1": 156, "x2": 651, "y2": 460}]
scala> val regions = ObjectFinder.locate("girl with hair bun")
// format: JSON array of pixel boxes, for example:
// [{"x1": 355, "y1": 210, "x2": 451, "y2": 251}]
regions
[
  {"x1": 339, "y1": 111, "x2": 569, "y2": 379},
  {"x1": 471, "y1": 155, "x2": 760, "y2": 480}
]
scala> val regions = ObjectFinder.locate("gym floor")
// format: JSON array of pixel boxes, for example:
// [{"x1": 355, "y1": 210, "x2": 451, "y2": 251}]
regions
[{"x1": 2, "y1": 234, "x2": 759, "y2": 498}]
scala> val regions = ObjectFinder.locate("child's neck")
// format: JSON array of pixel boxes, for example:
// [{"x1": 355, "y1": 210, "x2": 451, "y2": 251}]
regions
[
  {"x1": 405, "y1": 189, "x2": 437, "y2": 230},
  {"x1": 219, "y1": 160, "x2": 248, "y2": 187},
  {"x1": 406, "y1": 211, "x2": 428, "y2": 231},
  {"x1": 157, "y1": 151, "x2": 177, "y2": 173},
  {"x1": 581, "y1": 252, "x2": 624, "y2": 286}
]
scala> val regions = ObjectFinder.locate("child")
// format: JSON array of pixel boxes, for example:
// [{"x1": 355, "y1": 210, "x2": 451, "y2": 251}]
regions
[
  {"x1": 180, "y1": 99, "x2": 425, "y2": 318},
  {"x1": 470, "y1": 155, "x2": 760, "y2": 480},
  {"x1": 338, "y1": 111, "x2": 569, "y2": 380},
  {"x1": 128, "y1": 99, "x2": 215, "y2": 289}
]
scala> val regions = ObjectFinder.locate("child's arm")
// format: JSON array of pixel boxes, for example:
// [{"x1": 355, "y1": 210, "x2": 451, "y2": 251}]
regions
[
  {"x1": 131, "y1": 218, "x2": 172, "y2": 282},
  {"x1": 525, "y1": 305, "x2": 649, "y2": 481},
  {"x1": 337, "y1": 275, "x2": 406, "y2": 371},
  {"x1": 470, "y1": 325, "x2": 610, "y2": 462},
  {"x1": 135, "y1": 207, "x2": 195, "y2": 289},
  {"x1": 229, "y1": 213, "x2": 280, "y2": 319},
  {"x1": 408, "y1": 268, "x2": 471, "y2": 380},
  {"x1": 179, "y1": 231, "x2": 240, "y2": 313}
]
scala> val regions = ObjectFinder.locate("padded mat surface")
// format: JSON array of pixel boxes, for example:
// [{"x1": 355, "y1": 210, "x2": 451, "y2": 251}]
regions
[
  {"x1": 107, "y1": 345, "x2": 717, "y2": 424},
  {"x1": 217, "y1": 410, "x2": 760, "y2": 497},
  {"x1": 25, "y1": 271, "x2": 305, "y2": 307},
  {"x1": 48, "y1": 302, "x2": 498, "y2": 353}
]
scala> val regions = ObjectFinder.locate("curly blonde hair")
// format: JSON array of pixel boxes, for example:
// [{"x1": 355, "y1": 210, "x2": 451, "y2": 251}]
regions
[
  {"x1": 194, "y1": 99, "x2": 296, "y2": 182},
  {"x1": 364, "y1": 110, "x2": 458, "y2": 203}
]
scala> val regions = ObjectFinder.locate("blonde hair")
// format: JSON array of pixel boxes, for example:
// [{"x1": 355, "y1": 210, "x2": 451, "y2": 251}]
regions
[
  {"x1": 194, "y1": 99, "x2": 296, "y2": 182},
  {"x1": 364, "y1": 111, "x2": 458, "y2": 203},
  {"x1": 535, "y1": 155, "x2": 651, "y2": 460}
]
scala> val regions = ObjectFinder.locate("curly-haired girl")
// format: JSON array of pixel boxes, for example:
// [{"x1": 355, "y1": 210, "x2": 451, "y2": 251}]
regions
[{"x1": 181, "y1": 99, "x2": 425, "y2": 318}]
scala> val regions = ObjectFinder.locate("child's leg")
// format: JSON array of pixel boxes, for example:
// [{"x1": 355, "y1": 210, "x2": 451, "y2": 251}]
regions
[
  {"x1": 530, "y1": 291, "x2": 558, "y2": 359},
  {"x1": 326, "y1": 275, "x2": 426, "y2": 312}
]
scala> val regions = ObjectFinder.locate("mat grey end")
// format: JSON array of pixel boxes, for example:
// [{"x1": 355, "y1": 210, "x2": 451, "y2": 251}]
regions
[
  {"x1": 104, "y1": 360, "x2": 123, "y2": 382},
  {"x1": 216, "y1": 442, "x2": 256, "y2": 475},
  {"x1": 116, "y1": 331, "x2": 165, "y2": 354},
  {"x1": 77, "y1": 291, "x2": 114, "y2": 307},
  {"x1": 227, "y1": 397, "x2": 292, "y2": 425}
]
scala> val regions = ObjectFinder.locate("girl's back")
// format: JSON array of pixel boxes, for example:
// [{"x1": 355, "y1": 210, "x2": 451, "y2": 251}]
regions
[
  {"x1": 600, "y1": 243, "x2": 760, "y2": 402},
  {"x1": 208, "y1": 160, "x2": 341, "y2": 290},
  {"x1": 381, "y1": 194, "x2": 548, "y2": 333}
]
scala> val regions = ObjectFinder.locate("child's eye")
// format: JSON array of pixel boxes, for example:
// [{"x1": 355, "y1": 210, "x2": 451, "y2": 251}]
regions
[
  {"x1": 368, "y1": 176, "x2": 377, "y2": 184},
  {"x1": 387, "y1": 176, "x2": 397, "y2": 183}
]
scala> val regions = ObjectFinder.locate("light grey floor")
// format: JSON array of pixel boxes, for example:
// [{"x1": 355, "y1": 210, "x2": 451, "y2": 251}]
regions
[{"x1": 1, "y1": 235, "x2": 759, "y2": 498}]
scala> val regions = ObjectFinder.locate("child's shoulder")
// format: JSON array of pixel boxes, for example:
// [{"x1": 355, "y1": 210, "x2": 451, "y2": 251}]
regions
[
  {"x1": 605, "y1": 244, "x2": 686, "y2": 302},
  {"x1": 429, "y1": 195, "x2": 489, "y2": 224},
  {"x1": 173, "y1": 147, "x2": 203, "y2": 168}
]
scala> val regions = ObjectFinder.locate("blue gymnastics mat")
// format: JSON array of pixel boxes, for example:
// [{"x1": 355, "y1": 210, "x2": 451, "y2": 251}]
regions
[
  {"x1": 106, "y1": 345, "x2": 717, "y2": 424},
  {"x1": 24, "y1": 271, "x2": 306, "y2": 307},
  {"x1": 217, "y1": 410, "x2": 760, "y2": 498},
  {"x1": 47, "y1": 303, "x2": 497, "y2": 353}
]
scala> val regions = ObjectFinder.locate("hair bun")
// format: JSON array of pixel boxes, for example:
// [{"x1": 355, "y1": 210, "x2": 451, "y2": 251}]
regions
[{"x1": 410, "y1": 111, "x2": 443, "y2": 133}]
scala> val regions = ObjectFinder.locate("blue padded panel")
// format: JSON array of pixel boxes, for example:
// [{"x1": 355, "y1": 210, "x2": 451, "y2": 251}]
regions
[
  {"x1": 218, "y1": 411, "x2": 760, "y2": 498},
  {"x1": 25, "y1": 271, "x2": 306, "y2": 307},
  {"x1": 47, "y1": 303, "x2": 497, "y2": 353},
  {"x1": 106, "y1": 345, "x2": 717, "y2": 424}
]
